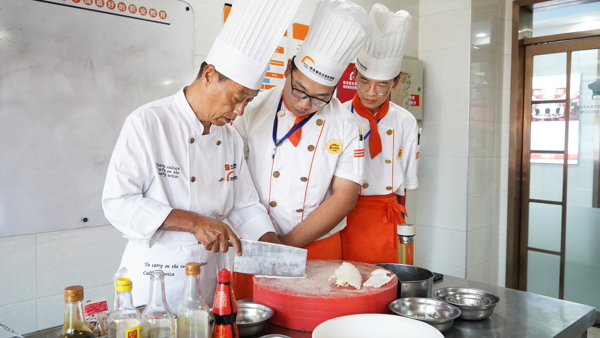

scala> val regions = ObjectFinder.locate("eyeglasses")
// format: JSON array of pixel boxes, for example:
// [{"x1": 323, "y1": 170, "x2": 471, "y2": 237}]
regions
[
  {"x1": 289, "y1": 59, "x2": 334, "y2": 107},
  {"x1": 356, "y1": 79, "x2": 393, "y2": 96}
]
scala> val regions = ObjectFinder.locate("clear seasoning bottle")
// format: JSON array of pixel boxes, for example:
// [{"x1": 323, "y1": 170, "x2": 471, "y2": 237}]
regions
[
  {"x1": 108, "y1": 278, "x2": 141, "y2": 338},
  {"x1": 177, "y1": 262, "x2": 211, "y2": 338},
  {"x1": 398, "y1": 224, "x2": 416, "y2": 265},
  {"x1": 212, "y1": 269, "x2": 238, "y2": 338},
  {"x1": 141, "y1": 270, "x2": 177, "y2": 338},
  {"x1": 58, "y1": 285, "x2": 96, "y2": 338}
]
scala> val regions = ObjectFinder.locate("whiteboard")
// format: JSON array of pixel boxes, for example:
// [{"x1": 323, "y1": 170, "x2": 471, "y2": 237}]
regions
[{"x1": 0, "y1": 0, "x2": 194, "y2": 236}]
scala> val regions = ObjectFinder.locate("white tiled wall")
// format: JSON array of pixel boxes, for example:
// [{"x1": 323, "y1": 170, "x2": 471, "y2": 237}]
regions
[{"x1": 0, "y1": 226, "x2": 127, "y2": 338}]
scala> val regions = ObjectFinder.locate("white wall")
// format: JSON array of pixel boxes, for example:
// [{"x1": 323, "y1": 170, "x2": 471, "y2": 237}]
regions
[
  {"x1": 411, "y1": 0, "x2": 510, "y2": 286},
  {"x1": 0, "y1": 0, "x2": 420, "y2": 335}
]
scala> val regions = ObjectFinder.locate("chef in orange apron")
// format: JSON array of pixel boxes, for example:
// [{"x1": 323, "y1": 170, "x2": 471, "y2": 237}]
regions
[
  {"x1": 232, "y1": 0, "x2": 372, "y2": 299},
  {"x1": 340, "y1": 5, "x2": 419, "y2": 264}
]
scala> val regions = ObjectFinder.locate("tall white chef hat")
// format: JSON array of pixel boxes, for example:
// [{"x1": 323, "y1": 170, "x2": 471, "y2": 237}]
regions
[
  {"x1": 205, "y1": 0, "x2": 302, "y2": 90},
  {"x1": 355, "y1": 4, "x2": 412, "y2": 81},
  {"x1": 294, "y1": 0, "x2": 372, "y2": 87}
]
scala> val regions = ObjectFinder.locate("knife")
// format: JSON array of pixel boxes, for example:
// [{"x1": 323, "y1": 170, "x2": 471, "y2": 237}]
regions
[{"x1": 229, "y1": 239, "x2": 307, "y2": 277}]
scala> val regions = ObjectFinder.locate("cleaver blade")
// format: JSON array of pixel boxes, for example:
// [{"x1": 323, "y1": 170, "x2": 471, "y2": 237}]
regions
[{"x1": 232, "y1": 239, "x2": 307, "y2": 277}]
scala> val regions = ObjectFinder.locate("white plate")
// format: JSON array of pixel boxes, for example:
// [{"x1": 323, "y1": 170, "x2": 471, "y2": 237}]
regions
[{"x1": 312, "y1": 314, "x2": 444, "y2": 338}]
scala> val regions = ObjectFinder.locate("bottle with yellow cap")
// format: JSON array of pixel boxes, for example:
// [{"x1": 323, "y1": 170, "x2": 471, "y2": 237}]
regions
[
  {"x1": 58, "y1": 285, "x2": 96, "y2": 338},
  {"x1": 176, "y1": 262, "x2": 211, "y2": 338},
  {"x1": 108, "y1": 278, "x2": 141, "y2": 338}
]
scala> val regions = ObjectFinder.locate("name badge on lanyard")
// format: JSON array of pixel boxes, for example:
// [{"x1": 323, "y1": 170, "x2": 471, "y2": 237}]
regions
[{"x1": 271, "y1": 96, "x2": 315, "y2": 158}]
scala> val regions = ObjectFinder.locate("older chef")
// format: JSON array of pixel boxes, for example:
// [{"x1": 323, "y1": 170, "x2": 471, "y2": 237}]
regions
[
  {"x1": 102, "y1": 0, "x2": 301, "y2": 307},
  {"x1": 232, "y1": 0, "x2": 372, "y2": 298},
  {"x1": 340, "y1": 4, "x2": 418, "y2": 264}
]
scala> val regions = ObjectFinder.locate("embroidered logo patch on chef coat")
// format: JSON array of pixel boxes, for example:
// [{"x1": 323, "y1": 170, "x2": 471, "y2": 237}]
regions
[
  {"x1": 326, "y1": 139, "x2": 343, "y2": 154},
  {"x1": 224, "y1": 163, "x2": 238, "y2": 181},
  {"x1": 397, "y1": 147, "x2": 404, "y2": 159}
]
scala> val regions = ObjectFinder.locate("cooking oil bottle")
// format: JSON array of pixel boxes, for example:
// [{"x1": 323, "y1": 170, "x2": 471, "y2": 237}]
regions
[
  {"x1": 177, "y1": 262, "x2": 211, "y2": 338},
  {"x1": 58, "y1": 286, "x2": 96, "y2": 338}
]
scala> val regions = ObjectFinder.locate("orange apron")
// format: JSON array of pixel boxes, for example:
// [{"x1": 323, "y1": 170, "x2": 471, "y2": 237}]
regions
[
  {"x1": 232, "y1": 232, "x2": 342, "y2": 300},
  {"x1": 340, "y1": 194, "x2": 406, "y2": 264}
]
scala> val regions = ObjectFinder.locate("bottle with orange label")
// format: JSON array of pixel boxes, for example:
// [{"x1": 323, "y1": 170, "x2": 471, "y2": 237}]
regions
[
  {"x1": 108, "y1": 278, "x2": 141, "y2": 338},
  {"x1": 212, "y1": 269, "x2": 238, "y2": 338}
]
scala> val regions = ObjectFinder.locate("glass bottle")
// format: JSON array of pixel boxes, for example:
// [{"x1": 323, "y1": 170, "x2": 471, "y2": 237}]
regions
[
  {"x1": 212, "y1": 269, "x2": 238, "y2": 338},
  {"x1": 398, "y1": 224, "x2": 416, "y2": 265},
  {"x1": 141, "y1": 270, "x2": 177, "y2": 338},
  {"x1": 177, "y1": 262, "x2": 211, "y2": 338},
  {"x1": 108, "y1": 278, "x2": 142, "y2": 338},
  {"x1": 58, "y1": 285, "x2": 96, "y2": 338}
]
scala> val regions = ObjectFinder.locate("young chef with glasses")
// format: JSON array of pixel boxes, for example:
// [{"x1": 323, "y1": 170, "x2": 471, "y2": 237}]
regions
[
  {"x1": 340, "y1": 4, "x2": 419, "y2": 264},
  {"x1": 232, "y1": 0, "x2": 372, "y2": 298},
  {"x1": 101, "y1": 0, "x2": 301, "y2": 308}
]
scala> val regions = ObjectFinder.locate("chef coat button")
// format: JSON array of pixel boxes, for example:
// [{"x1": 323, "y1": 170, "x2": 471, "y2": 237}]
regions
[
  {"x1": 216, "y1": 140, "x2": 222, "y2": 146},
  {"x1": 218, "y1": 177, "x2": 224, "y2": 182},
  {"x1": 190, "y1": 176, "x2": 196, "y2": 182},
  {"x1": 386, "y1": 129, "x2": 393, "y2": 135},
  {"x1": 385, "y1": 159, "x2": 392, "y2": 164},
  {"x1": 363, "y1": 183, "x2": 369, "y2": 189},
  {"x1": 189, "y1": 137, "x2": 195, "y2": 144},
  {"x1": 218, "y1": 213, "x2": 224, "y2": 217},
  {"x1": 300, "y1": 177, "x2": 308, "y2": 182},
  {"x1": 273, "y1": 171, "x2": 280, "y2": 178},
  {"x1": 307, "y1": 145, "x2": 315, "y2": 152},
  {"x1": 316, "y1": 119, "x2": 323, "y2": 126},
  {"x1": 278, "y1": 110, "x2": 286, "y2": 117},
  {"x1": 386, "y1": 186, "x2": 393, "y2": 191},
  {"x1": 296, "y1": 209, "x2": 303, "y2": 213},
  {"x1": 276, "y1": 139, "x2": 281, "y2": 145},
  {"x1": 269, "y1": 201, "x2": 277, "y2": 207}
]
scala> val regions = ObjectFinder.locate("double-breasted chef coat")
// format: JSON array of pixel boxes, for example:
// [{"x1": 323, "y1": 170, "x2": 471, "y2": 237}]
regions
[
  {"x1": 338, "y1": 99, "x2": 419, "y2": 263},
  {"x1": 342, "y1": 100, "x2": 419, "y2": 196},
  {"x1": 233, "y1": 85, "x2": 363, "y2": 240},
  {"x1": 102, "y1": 89, "x2": 274, "y2": 308}
]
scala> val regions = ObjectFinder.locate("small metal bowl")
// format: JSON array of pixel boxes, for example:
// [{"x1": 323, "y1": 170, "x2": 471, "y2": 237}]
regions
[
  {"x1": 434, "y1": 287, "x2": 500, "y2": 320},
  {"x1": 389, "y1": 297, "x2": 461, "y2": 332},
  {"x1": 236, "y1": 302, "x2": 275, "y2": 337}
]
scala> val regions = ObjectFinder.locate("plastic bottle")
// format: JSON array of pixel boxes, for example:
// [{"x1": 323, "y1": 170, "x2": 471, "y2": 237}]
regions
[
  {"x1": 58, "y1": 285, "x2": 96, "y2": 338},
  {"x1": 398, "y1": 224, "x2": 416, "y2": 265},
  {"x1": 141, "y1": 270, "x2": 177, "y2": 338},
  {"x1": 212, "y1": 269, "x2": 238, "y2": 338},
  {"x1": 108, "y1": 278, "x2": 141, "y2": 338},
  {"x1": 177, "y1": 262, "x2": 211, "y2": 338}
]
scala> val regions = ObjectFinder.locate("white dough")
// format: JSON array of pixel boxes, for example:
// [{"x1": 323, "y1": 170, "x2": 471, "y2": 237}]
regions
[
  {"x1": 363, "y1": 272, "x2": 394, "y2": 288},
  {"x1": 329, "y1": 262, "x2": 363, "y2": 289}
]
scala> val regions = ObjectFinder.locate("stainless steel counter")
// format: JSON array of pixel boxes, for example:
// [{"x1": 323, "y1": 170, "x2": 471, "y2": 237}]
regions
[{"x1": 253, "y1": 275, "x2": 596, "y2": 338}]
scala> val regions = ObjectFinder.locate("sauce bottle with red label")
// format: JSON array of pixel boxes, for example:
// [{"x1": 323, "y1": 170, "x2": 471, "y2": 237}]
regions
[{"x1": 212, "y1": 269, "x2": 238, "y2": 338}]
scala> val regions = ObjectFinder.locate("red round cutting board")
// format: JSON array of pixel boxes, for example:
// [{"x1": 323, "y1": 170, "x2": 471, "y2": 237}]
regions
[{"x1": 253, "y1": 259, "x2": 398, "y2": 332}]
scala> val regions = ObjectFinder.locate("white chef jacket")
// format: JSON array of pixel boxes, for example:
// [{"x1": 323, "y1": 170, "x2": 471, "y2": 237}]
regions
[
  {"x1": 343, "y1": 100, "x2": 419, "y2": 196},
  {"x1": 102, "y1": 88, "x2": 274, "y2": 308},
  {"x1": 233, "y1": 85, "x2": 362, "y2": 240}
]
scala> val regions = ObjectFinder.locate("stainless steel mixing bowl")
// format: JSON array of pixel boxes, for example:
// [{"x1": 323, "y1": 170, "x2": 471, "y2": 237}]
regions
[
  {"x1": 236, "y1": 302, "x2": 275, "y2": 337},
  {"x1": 389, "y1": 297, "x2": 461, "y2": 332},
  {"x1": 434, "y1": 287, "x2": 500, "y2": 320}
]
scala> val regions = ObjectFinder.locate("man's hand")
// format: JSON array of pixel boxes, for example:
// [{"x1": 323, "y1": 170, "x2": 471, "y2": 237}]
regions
[
  {"x1": 258, "y1": 231, "x2": 283, "y2": 245},
  {"x1": 160, "y1": 209, "x2": 242, "y2": 256}
]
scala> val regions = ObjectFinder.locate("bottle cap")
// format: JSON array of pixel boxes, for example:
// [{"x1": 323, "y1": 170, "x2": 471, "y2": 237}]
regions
[
  {"x1": 115, "y1": 278, "x2": 133, "y2": 292},
  {"x1": 217, "y1": 268, "x2": 231, "y2": 283},
  {"x1": 397, "y1": 224, "x2": 416, "y2": 236},
  {"x1": 64, "y1": 285, "x2": 84, "y2": 302},
  {"x1": 185, "y1": 262, "x2": 201, "y2": 276}
]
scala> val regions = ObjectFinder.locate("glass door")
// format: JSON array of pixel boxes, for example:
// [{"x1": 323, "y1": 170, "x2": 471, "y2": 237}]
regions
[{"x1": 522, "y1": 37, "x2": 600, "y2": 319}]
